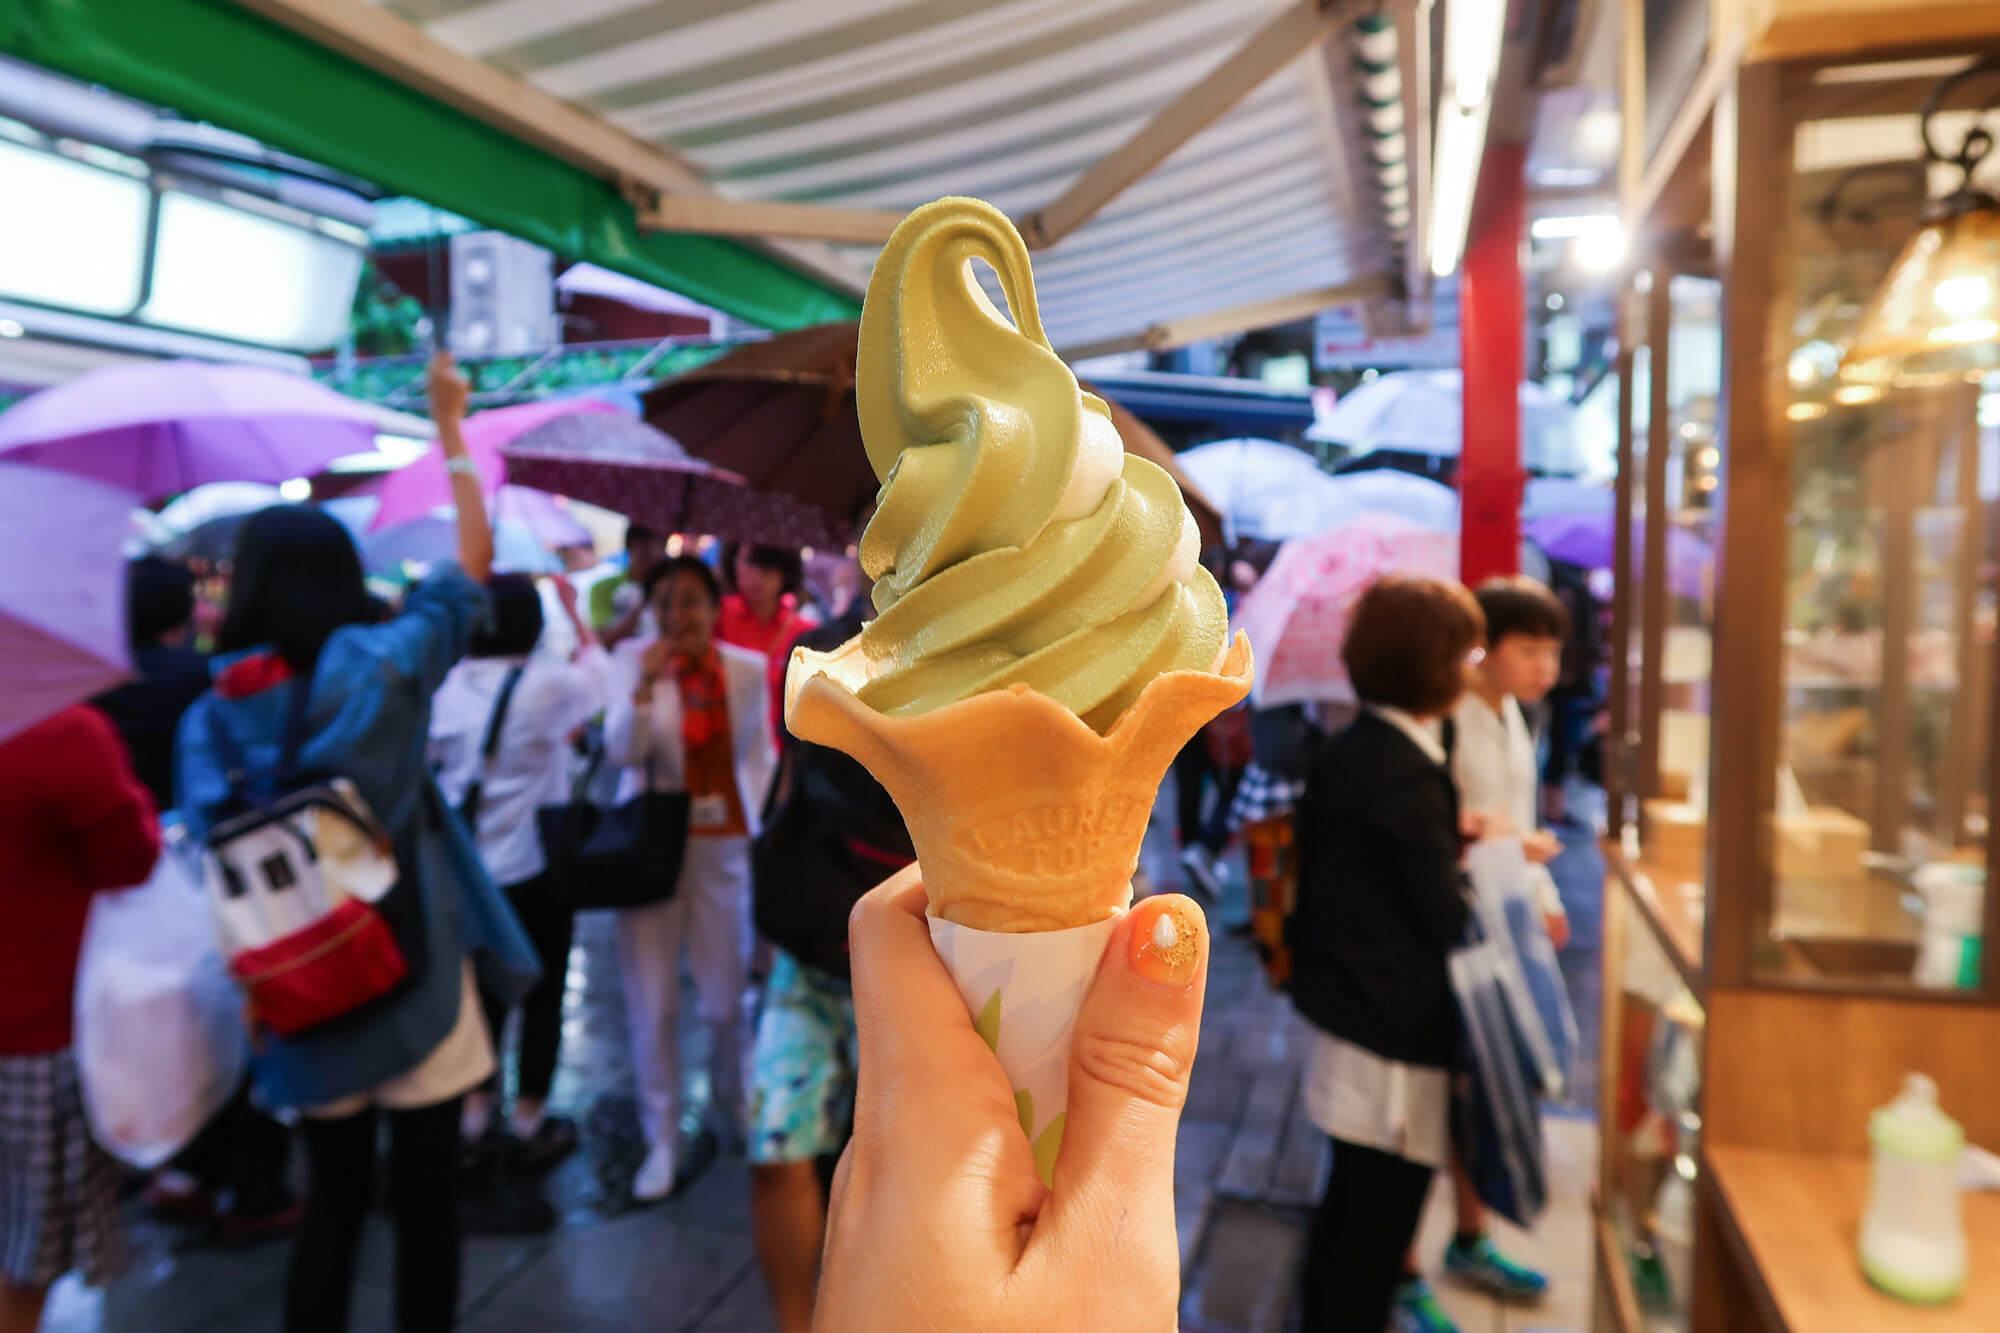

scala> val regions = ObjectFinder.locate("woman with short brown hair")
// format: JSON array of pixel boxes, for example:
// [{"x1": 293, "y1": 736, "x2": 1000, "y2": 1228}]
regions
[{"x1": 1287, "y1": 575, "x2": 1485, "y2": 1333}]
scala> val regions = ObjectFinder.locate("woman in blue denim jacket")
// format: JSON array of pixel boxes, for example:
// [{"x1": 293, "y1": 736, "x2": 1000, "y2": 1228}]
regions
[{"x1": 175, "y1": 359, "x2": 537, "y2": 1333}]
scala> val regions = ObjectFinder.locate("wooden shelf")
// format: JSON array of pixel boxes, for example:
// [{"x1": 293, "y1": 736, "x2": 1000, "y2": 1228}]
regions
[
  {"x1": 1593, "y1": 1194, "x2": 1648, "y2": 1333},
  {"x1": 1704, "y1": 1145, "x2": 2000, "y2": 1331},
  {"x1": 1606, "y1": 843, "x2": 1706, "y2": 993}
]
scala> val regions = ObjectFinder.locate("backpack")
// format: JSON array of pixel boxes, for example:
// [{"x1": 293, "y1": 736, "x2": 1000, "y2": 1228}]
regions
[{"x1": 200, "y1": 673, "x2": 416, "y2": 1038}]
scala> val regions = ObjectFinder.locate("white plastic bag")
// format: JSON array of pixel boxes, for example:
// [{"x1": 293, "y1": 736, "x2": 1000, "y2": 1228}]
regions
[
  {"x1": 73, "y1": 830, "x2": 247, "y2": 1168},
  {"x1": 1463, "y1": 838, "x2": 1578, "y2": 1097}
]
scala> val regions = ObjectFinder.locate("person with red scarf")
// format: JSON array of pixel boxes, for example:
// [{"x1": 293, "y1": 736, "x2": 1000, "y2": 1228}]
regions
[
  {"x1": 718, "y1": 544, "x2": 818, "y2": 751},
  {"x1": 604, "y1": 556, "x2": 775, "y2": 1204}
]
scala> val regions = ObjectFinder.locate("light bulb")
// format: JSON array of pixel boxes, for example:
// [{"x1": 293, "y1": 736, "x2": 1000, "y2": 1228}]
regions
[{"x1": 1933, "y1": 273, "x2": 1992, "y2": 320}]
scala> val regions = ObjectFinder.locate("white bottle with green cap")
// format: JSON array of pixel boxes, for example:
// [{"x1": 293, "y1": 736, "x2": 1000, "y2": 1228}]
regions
[{"x1": 1859, "y1": 1073, "x2": 1966, "y2": 1303}]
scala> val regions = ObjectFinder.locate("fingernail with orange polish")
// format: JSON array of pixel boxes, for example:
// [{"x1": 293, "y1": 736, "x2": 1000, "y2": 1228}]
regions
[{"x1": 1129, "y1": 896, "x2": 1202, "y2": 989}]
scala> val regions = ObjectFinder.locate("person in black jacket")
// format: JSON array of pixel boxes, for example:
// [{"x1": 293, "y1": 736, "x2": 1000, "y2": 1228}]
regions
[
  {"x1": 93, "y1": 556, "x2": 211, "y2": 811},
  {"x1": 1287, "y1": 575, "x2": 1486, "y2": 1333}
]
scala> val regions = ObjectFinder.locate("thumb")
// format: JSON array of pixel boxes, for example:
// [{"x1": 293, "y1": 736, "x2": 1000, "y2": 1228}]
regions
[{"x1": 1039, "y1": 894, "x2": 1208, "y2": 1252}]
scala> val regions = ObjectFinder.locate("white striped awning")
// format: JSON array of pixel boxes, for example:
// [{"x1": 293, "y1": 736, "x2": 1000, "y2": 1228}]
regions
[{"x1": 371, "y1": 0, "x2": 1411, "y2": 353}]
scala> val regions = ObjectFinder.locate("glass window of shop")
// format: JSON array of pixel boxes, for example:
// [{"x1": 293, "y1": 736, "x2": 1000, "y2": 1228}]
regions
[
  {"x1": 1625, "y1": 270, "x2": 1723, "y2": 894},
  {"x1": 1761, "y1": 66, "x2": 1995, "y2": 989},
  {"x1": 1619, "y1": 295, "x2": 1652, "y2": 834}
]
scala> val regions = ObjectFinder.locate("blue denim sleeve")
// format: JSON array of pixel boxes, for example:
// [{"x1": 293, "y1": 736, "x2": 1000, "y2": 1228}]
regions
[
  {"x1": 173, "y1": 696, "x2": 230, "y2": 840},
  {"x1": 350, "y1": 564, "x2": 491, "y2": 700}
]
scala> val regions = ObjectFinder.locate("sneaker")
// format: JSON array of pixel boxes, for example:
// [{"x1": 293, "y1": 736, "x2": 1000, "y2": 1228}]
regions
[
  {"x1": 1390, "y1": 1279, "x2": 1460, "y2": 1333},
  {"x1": 631, "y1": 1142, "x2": 678, "y2": 1204},
  {"x1": 508, "y1": 1115, "x2": 580, "y2": 1172},
  {"x1": 459, "y1": 1123, "x2": 503, "y2": 1174},
  {"x1": 1179, "y1": 845, "x2": 1221, "y2": 901},
  {"x1": 1444, "y1": 1234, "x2": 1549, "y2": 1303}
]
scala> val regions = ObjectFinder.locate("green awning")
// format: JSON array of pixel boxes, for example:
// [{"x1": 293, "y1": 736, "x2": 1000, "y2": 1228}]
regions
[{"x1": 0, "y1": 0, "x2": 859, "y2": 332}]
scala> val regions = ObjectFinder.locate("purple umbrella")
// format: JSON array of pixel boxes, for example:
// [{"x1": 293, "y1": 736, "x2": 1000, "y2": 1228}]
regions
[
  {"x1": 0, "y1": 361, "x2": 384, "y2": 501},
  {"x1": 1526, "y1": 510, "x2": 1711, "y2": 598},
  {"x1": 493, "y1": 485, "x2": 593, "y2": 550},
  {"x1": 501, "y1": 414, "x2": 834, "y2": 549},
  {"x1": 370, "y1": 398, "x2": 625, "y2": 531},
  {"x1": 0, "y1": 463, "x2": 134, "y2": 742}
]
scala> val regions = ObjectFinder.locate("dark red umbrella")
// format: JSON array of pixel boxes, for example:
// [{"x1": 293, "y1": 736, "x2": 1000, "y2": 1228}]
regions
[
  {"x1": 643, "y1": 321, "x2": 1225, "y2": 549},
  {"x1": 499, "y1": 412, "x2": 834, "y2": 548}
]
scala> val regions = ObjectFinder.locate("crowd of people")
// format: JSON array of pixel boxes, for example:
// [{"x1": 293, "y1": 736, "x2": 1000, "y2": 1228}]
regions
[
  {"x1": 0, "y1": 361, "x2": 908, "y2": 1333},
  {"x1": 0, "y1": 360, "x2": 1593, "y2": 1333}
]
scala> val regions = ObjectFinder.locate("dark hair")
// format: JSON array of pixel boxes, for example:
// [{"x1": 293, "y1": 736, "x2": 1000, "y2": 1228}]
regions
[
  {"x1": 1475, "y1": 575, "x2": 1570, "y2": 647},
  {"x1": 216, "y1": 505, "x2": 374, "y2": 673},
  {"x1": 645, "y1": 554, "x2": 722, "y2": 608},
  {"x1": 127, "y1": 555, "x2": 196, "y2": 647},
  {"x1": 729, "y1": 542, "x2": 803, "y2": 595},
  {"x1": 1342, "y1": 575, "x2": 1485, "y2": 715},
  {"x1": 470, "y1": 573, "x2": 545, "y2": 657},
  {"x1": 625, "y1": 523, "x2": 664, "y2": 552}
]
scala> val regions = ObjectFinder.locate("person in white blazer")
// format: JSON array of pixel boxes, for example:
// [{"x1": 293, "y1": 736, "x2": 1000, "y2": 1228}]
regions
[{"x1": 603, "y1": 556, "x2": 776, "y2": 1203}]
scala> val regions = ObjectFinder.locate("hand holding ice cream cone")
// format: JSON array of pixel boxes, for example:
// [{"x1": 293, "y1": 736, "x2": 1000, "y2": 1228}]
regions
[{"x1": 816, "y1": 871, "x2": 1207, "y2": 1333}]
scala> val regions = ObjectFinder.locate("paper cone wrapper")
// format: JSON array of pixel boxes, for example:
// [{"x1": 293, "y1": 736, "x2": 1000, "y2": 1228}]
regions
[
  {"x1": 928, "y1": 911, "x2": 1122, "y2": 1185},
  {"x1": 786, "y1": 632, "x2": 1251, "y2": 1180}
]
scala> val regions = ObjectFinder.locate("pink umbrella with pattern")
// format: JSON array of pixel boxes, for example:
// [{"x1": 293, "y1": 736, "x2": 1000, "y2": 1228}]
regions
[
  {"x1": 1232, "y1": 513, "x2": 1459, "y2": 709},
  {"x1": 497, "y1": 410, "x2": 835, "y2": 549}
]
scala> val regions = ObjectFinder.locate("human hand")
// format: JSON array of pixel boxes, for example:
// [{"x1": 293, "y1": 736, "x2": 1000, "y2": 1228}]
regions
[
  {"x1": 816, "y1": 869, "x2": 1208, "y2": 1333},
  {"x1": 1523, "y1": 830, "x2": 1563, "y2": 864},
  {"x1": 427, "y1": 351, "x2": 471, "y2": 430},
  {"x1": 1460, "y1": 810, "x2": 1495, "y2": 842},
  {"x1": 638, "y1": 639, "x2": 672, "y2": 682},
  {"x1": 1545, "y1": 912, "x2": 1572, "y2": 951}
]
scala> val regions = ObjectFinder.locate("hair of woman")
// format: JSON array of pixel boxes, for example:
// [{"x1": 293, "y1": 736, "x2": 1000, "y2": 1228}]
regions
[
  {"x1": 470, "y1": 573, "x2": 546, "y2": 658},
  {"x1": 216, "y1": 505, "x2": 374, "y2": 673},
  {"x1": 645, "y1": 554, "x2": 723, "y2": 608},
  {"x1": 1341, "y1": 575, "x2": 1486, "y2": 715}
]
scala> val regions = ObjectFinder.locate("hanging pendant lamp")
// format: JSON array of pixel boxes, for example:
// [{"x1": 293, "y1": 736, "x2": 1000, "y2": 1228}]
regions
[{"x1": 1841, "y1": 57, "x2": 2000, "y2": 389}]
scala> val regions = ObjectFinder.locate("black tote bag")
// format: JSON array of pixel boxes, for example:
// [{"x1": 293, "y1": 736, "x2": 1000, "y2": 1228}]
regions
[
  {"x1": 538, "y1": 747, "x2": 690, "y2": 911},
  {"x1": 750, "y1": 743, "x2": 914, "y2": 980}
]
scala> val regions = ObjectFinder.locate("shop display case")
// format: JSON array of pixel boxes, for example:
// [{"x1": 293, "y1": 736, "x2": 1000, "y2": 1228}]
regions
[{"x1": 1597, "y1": 5, "x2": 2000, "y2": 1330}]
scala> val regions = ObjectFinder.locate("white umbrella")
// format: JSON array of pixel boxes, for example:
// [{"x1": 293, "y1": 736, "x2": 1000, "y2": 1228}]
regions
[
  {"x1": 1312, "y1": 371, "x2": 1582, "y2": 474},
  {"x1": 1257, "y1": 478, "x2": 1364, "y2": 541},
  {"x1": 1175, "y1": 438, "x2": 1329, "y2": 543},
  {"x1": 156, "y1": 481, "x2": 283, "y2": 532},
  {"x1": 1323, "y1": 470, "x2": 1461, "y2": 531},
  {"x1": 1523, "y1": 476, "x2": 1611, "y2": 520}
]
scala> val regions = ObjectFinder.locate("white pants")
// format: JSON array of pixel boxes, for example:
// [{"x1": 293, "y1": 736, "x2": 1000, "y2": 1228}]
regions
[{"x1": 615, "y1": 835, "x2": 750, "y2": 1153}]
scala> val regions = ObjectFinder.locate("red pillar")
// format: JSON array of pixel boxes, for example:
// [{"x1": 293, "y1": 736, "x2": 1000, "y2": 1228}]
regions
[{"x1": 1458, "y1": 142, "x2": 1527, "y2": 588}]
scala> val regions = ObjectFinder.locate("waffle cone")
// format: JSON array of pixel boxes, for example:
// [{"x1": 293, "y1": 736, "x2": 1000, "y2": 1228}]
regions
[{"x1": 785, "y1": 633, "x2": 1253, "y2": 932}]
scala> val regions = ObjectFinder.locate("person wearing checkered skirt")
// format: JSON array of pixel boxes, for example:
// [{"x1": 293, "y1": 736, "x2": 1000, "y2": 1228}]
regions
[{"x1": 1, "y1": 705, "x2": 163, "y2": 1333}]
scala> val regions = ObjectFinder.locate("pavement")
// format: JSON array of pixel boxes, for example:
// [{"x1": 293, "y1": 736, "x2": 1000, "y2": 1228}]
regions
[{"x1": 44, "y1": 786, "x2": 1605, "y2": 1333}]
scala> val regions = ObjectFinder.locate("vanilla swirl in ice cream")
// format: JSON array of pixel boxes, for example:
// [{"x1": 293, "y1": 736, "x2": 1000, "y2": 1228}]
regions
[{"x1": 828, "y1": 196, "x2": 1227, "y2": 733}]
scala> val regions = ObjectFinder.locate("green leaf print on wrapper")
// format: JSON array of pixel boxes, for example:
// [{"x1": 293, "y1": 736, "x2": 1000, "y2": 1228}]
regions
[
  {"x1": 1031, "y1": 1113, "x2": 1065, "y2": 1187},
  {"x1": 975, "y1": 989, "x2": 1003, "y2": 1051},
  {"x1": 1013, "y1": 1089, "x2": 1065, "y2": 1187}
]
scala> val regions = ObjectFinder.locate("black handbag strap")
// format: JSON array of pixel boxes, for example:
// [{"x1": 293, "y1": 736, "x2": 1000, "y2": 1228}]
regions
[{"x1": 459, "y1": 665, "x2": 525, "y2": 827}]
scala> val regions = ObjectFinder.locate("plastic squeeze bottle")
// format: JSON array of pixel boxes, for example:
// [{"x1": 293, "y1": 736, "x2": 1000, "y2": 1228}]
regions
[{"x1": 1858, "y1": 1073, "x2": 1967, "y2": 1304}]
